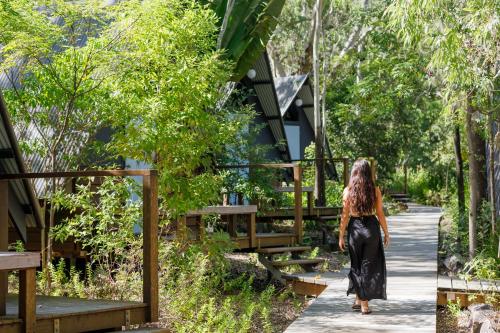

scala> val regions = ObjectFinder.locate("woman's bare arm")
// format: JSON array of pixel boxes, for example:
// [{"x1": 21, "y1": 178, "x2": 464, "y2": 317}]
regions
[
  {"x1": 375, "y1": 187, "x2": 390, "y2": 246},
  {"x1": 338, "y1": 187, "x2": 350, "y2": 251}
]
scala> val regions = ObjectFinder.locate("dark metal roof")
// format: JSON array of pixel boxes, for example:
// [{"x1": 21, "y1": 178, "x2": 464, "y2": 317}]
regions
[
  {"x1": 0, "y1": 91, "x2": 43, "y2": 240},
  {"x1": 250, "y1": 52, "x2": 291, "y2": 161},
  {"x1": 274, "y1": 74, "x2": 338, "y2": 179}
]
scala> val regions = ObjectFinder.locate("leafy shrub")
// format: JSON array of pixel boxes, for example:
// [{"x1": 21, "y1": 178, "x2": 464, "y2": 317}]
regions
[
  {"x1": 461, "y1": 252, "x2": 499, "y2": 280},
  {"x1": 159, "y1": 235, "x2": 274, "y2": 332}
]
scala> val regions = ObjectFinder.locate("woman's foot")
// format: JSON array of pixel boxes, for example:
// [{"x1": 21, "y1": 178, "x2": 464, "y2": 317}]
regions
[
  {"x1": 360, "y1": 301, "x2": 372, "y2": 314},
  {"x1": 352, "y1": 297, "x2": 361, "y2": 310}
]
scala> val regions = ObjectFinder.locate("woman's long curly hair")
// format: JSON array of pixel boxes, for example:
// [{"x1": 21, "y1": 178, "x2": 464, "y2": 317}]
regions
[{"x1": 347, "y1": 159, "x2": 376, "y2": 214}]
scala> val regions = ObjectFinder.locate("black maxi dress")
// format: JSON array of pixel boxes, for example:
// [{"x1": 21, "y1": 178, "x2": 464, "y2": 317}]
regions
[{"x1": 346, "y1": 215, "x2": 387, "y2": 301}]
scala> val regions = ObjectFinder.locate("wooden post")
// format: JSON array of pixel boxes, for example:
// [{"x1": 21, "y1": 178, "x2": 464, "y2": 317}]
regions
[
  {"x1": 19, "y1": 268, "x2": 36, "y2": 333},
  {"x1": 142, "y1": 170, "x2": 159, "y2": 323},
  {"x1": 40, "y1": 200, "x2": 47, "y2": 272},
  {"x1": 343, "y1": 158, "x2": 349, "y2": 188},
  {"x1": 0, "y1": 181, "x2": 8, "y2": 316},
  {"x1": 293, "y1": 165, "x2": 303, "y2": 244},
  {"x1": 177, "y1": 215, "x2": 187, "y2": 242},
  {"x1": 403, "y1": 162, "x2": 408, "y2": 194},
  {"x1": 369, "y1": 158, "x2": 377, "y2": 182},
  {"x1": 198, "y1": 216, "x2": 205, "y2": 241},
  {"x1": 248, "y1": 213, "x2": 256, "y2": 248},
  {"x1": 307, "y1": 192, "x2": 314, "y2": 216},
  {"x1": 228, "y1": 215, "x2": 238, "y2": 238}
]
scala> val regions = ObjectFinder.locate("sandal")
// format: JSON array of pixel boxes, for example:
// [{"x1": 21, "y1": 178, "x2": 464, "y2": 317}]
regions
[
  {"x1": 361, "y1": 308, "x2": 372, "y2": 315},
  {"x1": 352, "y1": 302, "x2": 361, "y2": 311}
]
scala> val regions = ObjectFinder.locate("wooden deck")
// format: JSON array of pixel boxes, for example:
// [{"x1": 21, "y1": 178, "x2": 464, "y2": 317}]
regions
[
  {"x1": 0, "y1": 295, "x2": 147, "y2": 333},
  {"x1": 285, "y1": 204, "x2": 442, "y2": 333}
]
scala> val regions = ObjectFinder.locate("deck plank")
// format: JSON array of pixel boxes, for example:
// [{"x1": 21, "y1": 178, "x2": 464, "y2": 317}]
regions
[
  {"x1": 4, "y1": 295, "x2": 146, "y2": 319},
  {"x1": 285, "y1": 204, "x2": 441, "y2": 333}
]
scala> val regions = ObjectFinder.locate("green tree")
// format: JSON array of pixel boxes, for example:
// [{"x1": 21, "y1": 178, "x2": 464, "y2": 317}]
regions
[
  {"x1": 387, "y1": 0, "x2": 499, "y2": 258},
  {"x1": 325, "y1": 26, "x2": 443, "y2": 182},
  {"x1": 0, "y1": 0, "x2": 119, "y2": 270},
  {"x1": 106, "y1": 0, "x2": 246, "y2": 216}
]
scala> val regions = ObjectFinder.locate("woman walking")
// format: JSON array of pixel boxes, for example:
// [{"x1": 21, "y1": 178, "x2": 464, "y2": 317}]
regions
[{"x1": 338, "y1": 159, "x2": 390, "y2": 314}]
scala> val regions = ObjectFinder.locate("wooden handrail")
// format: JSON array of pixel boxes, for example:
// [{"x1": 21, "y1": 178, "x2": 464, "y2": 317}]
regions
[
  {"x1": 216, "y1": 163, "x2": 297, "y2": 169},
  {"x1": 0, "y1": 169, "x2": 153, "y2": 180}
]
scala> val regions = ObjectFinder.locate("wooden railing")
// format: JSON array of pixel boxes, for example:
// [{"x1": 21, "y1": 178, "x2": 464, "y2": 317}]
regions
[
  {"x1": 0, "y1": 169, "x2": 159, "y2": 323},
  {"x1": 217, "y1": 163, "x2": 304, "y2": 244}
]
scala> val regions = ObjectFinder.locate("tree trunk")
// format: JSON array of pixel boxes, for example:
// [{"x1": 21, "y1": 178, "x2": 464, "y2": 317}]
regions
[
  {"x1": 487, "y1": 113, "x2": 497, "y2": 237},
  {"x1": 453, "y1": 125, "x2": 466, "y2": 236},
  {"x1": 313, "y1": 0, "x2": 326, "y2": 206},
  {"x1": 465, "y1": 102, "x2": 487, "y2": 259}
]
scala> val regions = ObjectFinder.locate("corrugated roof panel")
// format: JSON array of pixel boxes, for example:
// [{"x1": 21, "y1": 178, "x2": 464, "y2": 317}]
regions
[{"x1": 253, "y1": 53, "x2": 271, "y2": 82}]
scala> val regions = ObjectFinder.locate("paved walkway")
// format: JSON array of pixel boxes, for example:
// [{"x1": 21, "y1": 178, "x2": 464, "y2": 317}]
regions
[{"x1": 285, "y1": 204, "x2": 442, "y2": 333}]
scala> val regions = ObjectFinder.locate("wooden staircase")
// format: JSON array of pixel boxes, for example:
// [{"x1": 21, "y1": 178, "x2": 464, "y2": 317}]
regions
[{"x1": 256, "y1": 246, "x2": 324, "y2": 285}]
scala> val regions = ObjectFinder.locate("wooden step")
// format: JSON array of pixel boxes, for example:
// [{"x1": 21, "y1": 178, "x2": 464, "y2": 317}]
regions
[
  {"x1": 271, "y1": 258, "x2": 324, "y2": 267},
  {"x1": 109, "y1": 328, "x2": 170, "y2": 333},
  {"x1": 317, "y1": 215, "x2": 340, "y2": 221},
  {"x1": 256, "y1": 232, "x2": 295, "y2": 238},
  {"x1": 282, "y1": 275, "x2": 328, "y2": 297},
  {"x1": 255, "y1": 246, "x2": 311, "y2": 254}
]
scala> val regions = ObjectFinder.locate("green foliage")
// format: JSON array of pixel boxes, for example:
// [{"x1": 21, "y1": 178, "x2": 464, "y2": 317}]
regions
[
  {"x1": 386, "y1": 0, "x2": 499, "y2": 105},
  {"x1": 0, "y1": 0, "x2": 116, "y2": 176},
  {"x1": 8, "y1": 240, "x2": 25, "y2": 252},
  {"x1": 447, "y1": 298, "x2": 462, "y2": 317},
  {"x1": 461, "y1": 252, "x2": 500, "y2": 281},
  {"x1": 106, "y1": 0, "x2": 248, "y2": 216},
  {"x1": 159, "y1": 237, "x2": 274, "y2": 332},
  {"x1": 390, "y1": 168, "x2": 449, "y2": 206},
  {"x1": 37, "y1": 260, "x2": 87, "y2": 298},
  {"x1": 202, "y1": 0, "x2": 287, "y2": 80},
  {"x1": 476, "y1": 201, "x2": 500, "y2": 259},
  {"x1": 326, "y1": 24, "x2": 443, "y2": 181},
  {"x1": 52, "y1": 177, "x2": 142, "y2": 275}
]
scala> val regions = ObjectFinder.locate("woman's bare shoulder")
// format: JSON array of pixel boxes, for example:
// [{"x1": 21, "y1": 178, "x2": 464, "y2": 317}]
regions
[{"x1": 342, "y1": 186, "x2": 349, "y2": 199}]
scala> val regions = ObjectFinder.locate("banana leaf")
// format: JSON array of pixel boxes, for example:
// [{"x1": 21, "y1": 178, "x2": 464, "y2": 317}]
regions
[{"x1": 200, "y1": 0, "x2": 286, "y2": 81}]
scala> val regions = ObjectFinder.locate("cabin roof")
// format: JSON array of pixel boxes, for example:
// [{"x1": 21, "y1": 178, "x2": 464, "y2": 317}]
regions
[
  {"x1": 250, "y1": 52, "x2": 291, "y2": 161},
  {"x1": 274, "y1": 74, "x2": 338, "y2": 179},
  {"x1": 0, "y1": 92, "x2": 43, "y2": 241}
]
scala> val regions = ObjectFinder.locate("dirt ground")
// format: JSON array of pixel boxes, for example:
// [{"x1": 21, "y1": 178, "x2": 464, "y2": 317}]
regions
[{"x1": 226, "y1": 247, "x2": 348, "y2": 332}]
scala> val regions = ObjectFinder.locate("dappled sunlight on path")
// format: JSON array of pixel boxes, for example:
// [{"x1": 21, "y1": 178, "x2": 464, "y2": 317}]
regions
[{"x1": 285, "y1": 204, "x2": 442, "y2": 333}]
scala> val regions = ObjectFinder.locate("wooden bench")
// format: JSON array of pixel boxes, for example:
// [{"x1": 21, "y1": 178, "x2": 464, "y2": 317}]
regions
[
  {"x1": 0, "y1": 251, "x2": 40, "y2": 333},
  {"x1": 180, "y1": 205, "x2": 258, "y2": 247}
]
